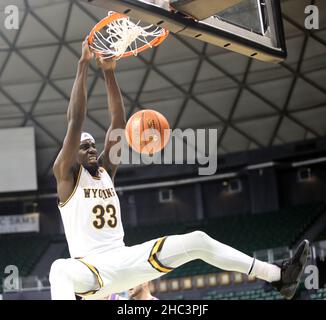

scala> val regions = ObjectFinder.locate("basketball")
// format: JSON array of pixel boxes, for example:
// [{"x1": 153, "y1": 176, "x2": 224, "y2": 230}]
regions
[{"x1": 125, "y1": 110, "x2": 170, "y2": 155}]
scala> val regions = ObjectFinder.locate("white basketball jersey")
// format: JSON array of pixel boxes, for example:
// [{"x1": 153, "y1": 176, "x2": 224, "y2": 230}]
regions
[{"x1": 58, "y1": 165, "x2": 125, "y2": 258}]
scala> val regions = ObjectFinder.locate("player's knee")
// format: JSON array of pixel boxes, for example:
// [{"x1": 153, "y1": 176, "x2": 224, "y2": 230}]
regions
[
  {"x1": 49, "y1": 259, "x2": 69, "y2": 283},
  {"x1": 189, "y1": 230, "x2": 210, "y2": 243}
]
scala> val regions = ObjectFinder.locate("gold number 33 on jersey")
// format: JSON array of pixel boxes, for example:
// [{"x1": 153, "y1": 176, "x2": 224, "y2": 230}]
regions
[{"x1": 92, "y1": 204, "x2": 117, "y2": 229}]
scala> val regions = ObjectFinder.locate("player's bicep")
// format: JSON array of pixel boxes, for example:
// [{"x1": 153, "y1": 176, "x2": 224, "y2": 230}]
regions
[
  {"x1": 53, "y1": 121, "x2": 81, "y2": 180},
  {"x1": 100, "y1": 126, "x2": 123, "y2": 178}
]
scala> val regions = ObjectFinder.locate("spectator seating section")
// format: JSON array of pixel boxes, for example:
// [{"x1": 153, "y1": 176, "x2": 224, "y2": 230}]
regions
[
  {"x1": 201, "y1": 282, "x2": 315, "y2": 300},
  {"x1": 309, "y1": 285, "x2": 326, "y2": 300},
  {"x1": 202, "y1": 287, "x2": 284, "y2": 300},
  {"x1": 0, "y1": 202, "x2": 323, "y2": 296},
  {"x1": 0, "y1": 233, "x2": 51, "y2": 292}
]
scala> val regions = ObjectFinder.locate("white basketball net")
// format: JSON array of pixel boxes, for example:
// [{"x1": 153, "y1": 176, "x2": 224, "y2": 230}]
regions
[{"x1": 89, "y1": 12, "x2": 167, "y2": 60}]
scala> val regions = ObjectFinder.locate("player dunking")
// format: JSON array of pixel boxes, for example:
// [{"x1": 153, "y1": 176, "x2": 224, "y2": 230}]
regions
[{"x1": 50, "y1": 41, "x2": 309, "y2": 300}]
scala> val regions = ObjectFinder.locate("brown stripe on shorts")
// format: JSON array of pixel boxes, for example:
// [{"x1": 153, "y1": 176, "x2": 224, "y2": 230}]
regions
[
  {"x1": 75, "y1": 258, "x2": 104, "y2": 296},
  {"x1": 148, "y1": 237, "x2": 174, "y2": 273}
]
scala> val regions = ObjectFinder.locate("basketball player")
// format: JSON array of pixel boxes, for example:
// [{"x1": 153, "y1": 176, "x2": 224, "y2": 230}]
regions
[{"x1": 49, "y1": 40, "x2": 309, "y2": 300}]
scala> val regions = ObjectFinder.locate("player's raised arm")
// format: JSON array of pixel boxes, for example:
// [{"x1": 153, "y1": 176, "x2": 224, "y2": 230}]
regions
[
  {"x1": 97, "y1": 58, "x2": 126, "y2": 181},
  {"x1": 53, "y1": 40, "x2": 93, "y2": 201}
]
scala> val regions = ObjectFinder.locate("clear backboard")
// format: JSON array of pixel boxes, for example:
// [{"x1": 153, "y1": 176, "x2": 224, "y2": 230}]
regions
[{"x1": 82, "y1": 0, "x2": 287, "y2": 63}]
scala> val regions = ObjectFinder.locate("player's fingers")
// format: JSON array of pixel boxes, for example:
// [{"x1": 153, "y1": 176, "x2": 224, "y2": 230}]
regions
[
  {"x1": 95, "y1": 57, "x2": 102, "y2": 66},
  {"x1": 83, "y1": 35, "x2": 90, "y2": 46}
]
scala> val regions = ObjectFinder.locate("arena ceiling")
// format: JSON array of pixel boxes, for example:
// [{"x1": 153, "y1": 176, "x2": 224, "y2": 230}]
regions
[{"x1": 0, "y1": 0, "x2": 325, "y2": 179}]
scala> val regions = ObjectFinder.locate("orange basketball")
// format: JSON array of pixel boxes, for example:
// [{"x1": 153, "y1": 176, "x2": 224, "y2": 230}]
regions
[{"x1": 125, "y1": 109, "x2": 170, "y2": 155}]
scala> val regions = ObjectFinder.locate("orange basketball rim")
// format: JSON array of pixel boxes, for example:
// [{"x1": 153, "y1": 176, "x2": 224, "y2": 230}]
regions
[{"x1": 88, "y1": 11, "x2": 169, "y2": 60}]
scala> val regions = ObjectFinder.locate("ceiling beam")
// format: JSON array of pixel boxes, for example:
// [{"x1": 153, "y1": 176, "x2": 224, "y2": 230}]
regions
[
  {"x1": 126, "y1": 48, "x2": 158, "y2": 119},
  {"x1": 173, "y1": 44, "x2": 207, "y2": 128},
  {"x1": 0, "y1": 86, "x2": 62, "y2": 146},
  {"x1": 217, "y1": 58, "x2": 253, "y2": 150},
  {"x1": 20, "y1": 0, "x2": 75, "y2": 126},
  {"x1": 173, "y1": 34, "x2": 321, "y2": 139}
]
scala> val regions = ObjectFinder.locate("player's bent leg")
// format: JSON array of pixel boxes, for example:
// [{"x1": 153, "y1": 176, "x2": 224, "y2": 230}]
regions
[
  {"x1": 49, "y1": 258, "x2": 99, "y2": 300},
  {"x1": 157, "y1": 231, "x2": 281, "y2": 283}
]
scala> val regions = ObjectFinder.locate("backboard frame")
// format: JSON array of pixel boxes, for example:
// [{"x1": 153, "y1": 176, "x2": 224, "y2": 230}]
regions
[{"x1": 82, "y1": 0, "x2": 287, "y2": 63}]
